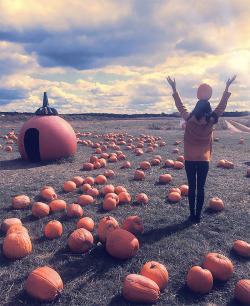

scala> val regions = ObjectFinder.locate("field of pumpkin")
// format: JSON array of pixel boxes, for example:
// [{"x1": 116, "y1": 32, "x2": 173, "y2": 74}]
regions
[{"x1": 0, "y1": 116, "x2": 250, "y2": 306}]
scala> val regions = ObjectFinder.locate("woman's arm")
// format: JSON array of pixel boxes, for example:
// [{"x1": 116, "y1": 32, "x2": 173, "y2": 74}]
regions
[
  {"x1": 214, "y1": 75, "x2": 237, "y2": 118},
  {"x1": 166, "y1": 76, "x2": 190, "y2": 120}
]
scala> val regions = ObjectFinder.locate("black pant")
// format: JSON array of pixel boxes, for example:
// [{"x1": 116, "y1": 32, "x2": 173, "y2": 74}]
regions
[{"x1": 185, "y1": 161, "x2": 209, "y2": 218}]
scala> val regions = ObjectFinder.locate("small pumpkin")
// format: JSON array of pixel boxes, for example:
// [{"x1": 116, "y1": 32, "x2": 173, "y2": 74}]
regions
[
  {"x1": 6, "y1": 224, "x2": 28, "y2": 236},
  {"x1": 164, "y1": 159, "x2": 174, "y2": 167},
  {"x1": 3, "y1": 232, "x2": 32, "y2": 259},
  {"x1": 71, "y1": 176, "x2": 84, "y2": 186},
  {"x1": 98, "y1": 216, "x2": 119, "y2": 243},
  {"x1": 103, "y1": 169, "x2": 115, "y2": 177},
  {"x1": 84, "y1": 176, "x2": 95, "y2": 185},
  {"x1": 136, "y1": 193, "x2": 148, "y2": 204},
  {"x1": 41, "y1": 186, "x2": 57, "y2": 201},
  {"x1": 187, "y1": 266, "x2": 213, "y2": 294},
  {"x1": 45, "y1": 220, "x2": 62, "y2": 239},
  {"x1": 12, "y1": 195, "x2": 30, "y2": 209},
  {"x1": 104, "y1": 192, "x2": 119, "y2": 204},
  {"x1": 140, "y1": 261, "x2": 169, "y2": 290},
  {"x1": 233, "y1": 240, "x2": 250, "y2": 258},
  {"x1": 122, "y1": 216, "x2": 143, "y2": 236},
  {"x1": 176, "y1": 155, "x2": 184, "y2": 162},
  {"x1": 95, "y1": 174, "x2": 107, "y2": 185},
  {"x1": 103, "y1": 197, "x2": 117, "y2": 211},
  {"x1": 64, "y1": 181, "x2": 76, "y2": 192},
  {"x1": 32, "y1": 202, "x2": 50, "y2": 218},
  {"x1": 77, "y1": 217, "x2": 95, "y2": 231},
  {"x1": 173, "y1": 161, "x2": 184, "y2": 169},
  {"x1": 134, "y1": 170, "x2": 145, "y2": 181},
  {"x1": 25, "y1": 267, "x2": 63, "y2": 302},
  {"x1": 203, "y1": 253, "x2": 233, "y2": 281},
  {"x1": 67, "y1": 203, "x2": 83, "y2": 218},
  {"x1": 106, "y1": 229, "x2": 139, "y2": 259},
  {"x1": 180, "y1": 185, "x2": 189, "y2": 196},
  {"x1": 159, "y1": 174, "x2": 172, "y2": 184},
  {"x1": 209, "y1": 197, "x2": 224, "y2": 211},
  {"x1": 78, "y1": 195, "x2": 94, "y2": 206},
  {"x1": 224, "y1": 161, "x2": 234, "y2": 169},
  {"x1": 118, "y1": 191, "x2": 131, "y2": 203},
  {"x1": 234, "y1": 279, "x2": 250, "y2": 305},
  {"x1": 68, "y1": 228, "x2": 93, "y2": 253},
  {"x1": 102, "y1": 184, "x2": 115, "y2": 195},
  {"x1": 169, "y1": 188, "x2": 181, "y2": 195},
  {"x1": 123, "y1": 274, "x2": 159, "y2": 304},
  {"x1": 140, "y1": 161, "x2": 151, "y2": 170},
  {"x1": 1, "y1": 218, "x2": 22, "y2": 233},
  {"x1": 49, "y1": 200, "x2": 67, "y2": 212},
  {"x1": 82, "y1": 183, "x2": 92, "y2": 193},
  {"x1": 86, "y1": 188, "x2": 99, "y2": 197},
  {"x1": 82, "y1": 162, "x2": 94, "y2": 171},
  {"x1": 168, "y1": 192, "x2": 181, "y2": 202},
  {"x1": 123, "y1": 161, "x2": 131, "y2": 168},
  {"x1": 114, "y1": 186, "x2": 127, "y2": 194}
]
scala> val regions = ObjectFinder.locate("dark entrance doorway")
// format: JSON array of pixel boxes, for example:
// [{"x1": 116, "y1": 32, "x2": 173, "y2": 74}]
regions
[{"x1": 24, "y1": 128, "x2": 41, "y2": 162}]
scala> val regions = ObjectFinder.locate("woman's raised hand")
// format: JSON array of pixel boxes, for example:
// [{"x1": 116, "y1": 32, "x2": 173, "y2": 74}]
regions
[
  {"x1": 166, "y1": 76, "x2": 177, "y2": 93},
  {"x1": 225, "y1": 75, "x2": 237, "y2": 91}
]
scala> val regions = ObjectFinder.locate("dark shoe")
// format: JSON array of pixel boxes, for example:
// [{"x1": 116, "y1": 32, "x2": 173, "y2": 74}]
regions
[
  {"x1": 188, "y1": 215, "x2": 196, "y2": 223},
  {"x1": 195, "y1": 215, "x2": 202, "y2": 223}
]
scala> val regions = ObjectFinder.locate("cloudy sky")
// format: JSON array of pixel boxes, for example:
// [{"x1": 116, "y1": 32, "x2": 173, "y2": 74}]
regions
[{"x1": 0, "y1": 0, "x2": 249, "y2": 114}]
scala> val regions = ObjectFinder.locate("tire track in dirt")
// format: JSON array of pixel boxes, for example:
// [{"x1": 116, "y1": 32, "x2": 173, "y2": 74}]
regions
[{"x1": 225, "y1": 119, "x2": 250, "y2": 133}]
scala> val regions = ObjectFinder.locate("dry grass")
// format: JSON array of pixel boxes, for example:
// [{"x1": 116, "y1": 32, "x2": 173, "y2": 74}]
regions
[{"x1": 0, "y1": 116, "x2": 249, "y2": 306}]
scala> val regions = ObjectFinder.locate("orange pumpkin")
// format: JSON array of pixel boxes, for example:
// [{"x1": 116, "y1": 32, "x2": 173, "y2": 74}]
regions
[
  {"x1": 123, "y1": 161, "x2": 131, "y2": 168},
  {"x1": 123, "y1": 274, "x2": 159, "y2": 303},
  {"x1": 177, "y1": 155, "x2": 184, "y2": 162},
  {"x1": 118, "y1": 191, "x2": 131, "y2": 203},
  {"x1": 224, "y1": 161, "x2": 234, "y2": 169},
  {"x1": 103, "y1": 169, "x2": 115, "y2": 177},
  {"x1": 12, "y1": 195, "x2": 30, "y2": 209},
  {"x1": 82, "y1": 162, "x2": 94, "y2": 171},
  {"x1": 66, "y1": 204, "x2": 83, "y2": 218},
  {"x1": 5, "y1": 145, "x2": 12, "y2": 151},
  {"x1": 104, "y1": 192, "x2": 119, "y2": 204},
  {"x1": 1, "y1": 218, "x2": 22, "y2": 233},
  {"x1": 77, "y1": 217, "x2": 95, "y2": 231},
  {"x1": 152, "y1": 158, "x2": 161, "y2": 166},
  {"x1": 164, "y1": 159, "x2": 174, "y2": 167},
  {"x1": 95, "y1": 174, "x2": 107, "y2": 185},
  {"x1": 122, "y1": 216, "x2": 143, "y2": 236},
  {"x1": 136, "y1": 193, "x2": 148, "y2": 204},
  {"x1": 77, "y1": 195, "x2": 94, "y2": 206},
  {"x1": 86, "y1": 188, "x2": 99, "y2": 197},
  {"x1": 172, "y1": 148, "x2": 179, "y2": 153},
  {"x1": 234, "y1": 279, "x2": 250, "y2": 305},
  {"x1": 82, "y1": 183, "x2": 92, "y2": 193},
  {"x1": 3, "y1": 232, "x2": 32, "y2": 259},
  {"x1": 102, "y1": 184, "x2": 115, "y2": 195},
  {"x1": 71, "y1": 176, "x2": 84, "y2": 186},
  {"x1": 209, "y1": 197, "x2": 224, "y2": 211},
  {"x1": 203, "y1": 253, "x2": 233, "y2": 281},
  {"x1": 180, "y1": 185, "x2": 189, "y2": 196},
  {"x1": 68, "y1": 228, "x2": 93, "y2": 253},
  {"x1": 217, "y1": 159, "x2": 226, "y2": 167},
  {"x1": 98, "y1": 216, "x2": 119, "y2": 243},
  {"x1": 84, "y1": 176, "x2": 95, "y2": 185},
  {"x1": 45, "y1": 220, "x2": 62, "y2": 239},
  {"x1": 173, "y1": 161, "x2": 184, "y2": 169},
  {"x1": 168, "y1": 192, "x2": 181, "y2": 202},
  {"x1": 32, "y1": 202, "x2": 50, "y2": 218},
  {"x1": 140, "y1": 161, "x2": 151, "y2": 170},
  {"x1": 233, "y1": 240, "x2": 250, "y2": 258},
  {"x1": 41, "y1": 186, "x2": 57, "y2": 201},
  {"x1": 25, "y1": 267, "x2": 63, "y2": 301},
  {"x1": 6, "y1": 224, "x2": 28, "y2": 236},
  {"x1": 106, "y1": 229, "x2": 139, "y2": 259},
  {"x1": 159, "y1": 174, "x2": 172, "y2": 184},
  {"x1": 187, "y1": 266, "x2": 213, "y2": 293},
  {"x1": 64, "y1": 181, "x2": 76, "y2": 192},
  {"x1": 134, "y1": 170, "x2": 145, "y2": 181},
  {"x1": 103, "y1": 197, "x2": 117, "y2": 211},
  {"x1": 114, "y1": 186, "x2": 127, "y2": 194},
  {"x1": 49, "y1": 200, "x2": 67, "y2": 212},
  {"x1": 140, "y1": 261, "x2": 168, "y2": 290},
  {"x1": 169, "y1": 188, "x2": 181, "y2": 195}
]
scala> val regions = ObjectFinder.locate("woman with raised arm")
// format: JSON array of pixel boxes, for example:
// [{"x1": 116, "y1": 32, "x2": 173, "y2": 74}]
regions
[{"x1": 166, "y1": 75, "x2": 236, "y2": 223}]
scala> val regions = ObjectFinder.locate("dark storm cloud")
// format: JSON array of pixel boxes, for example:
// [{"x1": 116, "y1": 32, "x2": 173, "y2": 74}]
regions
[{"x1": 0, "y1": 88, "x2": 29, "y2": 106}]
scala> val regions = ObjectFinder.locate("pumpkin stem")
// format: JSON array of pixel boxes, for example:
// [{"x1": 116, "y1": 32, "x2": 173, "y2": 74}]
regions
[
  {"x1": 35, "y1": 92, "x2": 58, "y2": 116},
  {"x1": 150, "y1": 264, "x2": 156, "y2": 269}
]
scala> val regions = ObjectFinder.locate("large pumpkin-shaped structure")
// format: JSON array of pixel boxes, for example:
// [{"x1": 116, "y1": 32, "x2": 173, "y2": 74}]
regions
[{"x1": 18, "y1": 92, "x2": 77, "y2": 162}]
